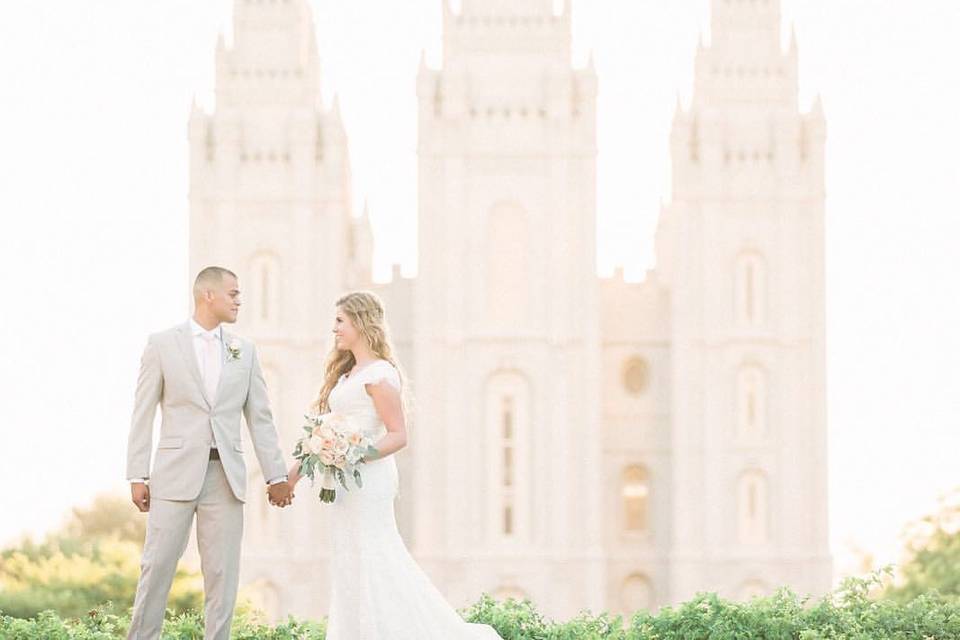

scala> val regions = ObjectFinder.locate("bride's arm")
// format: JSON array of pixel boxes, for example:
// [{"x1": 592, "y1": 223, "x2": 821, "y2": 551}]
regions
[
  {"x1": 287, "y1": 460, "x2": 303, "y2": 487},
  {"x1": 365, "y1": 380, "x2": 407, "y2": 460}
]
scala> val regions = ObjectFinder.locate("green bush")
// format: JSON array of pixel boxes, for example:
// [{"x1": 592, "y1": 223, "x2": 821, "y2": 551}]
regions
[
  {"x1": 4, "y1": 574, "x2": 960, "y2": 640},
  {"x1": 0, "y1": 494, "x2": 202, "y2": 620},
  {"x1": 884, "y1": 489, "x2": 960, "y2": 604}
]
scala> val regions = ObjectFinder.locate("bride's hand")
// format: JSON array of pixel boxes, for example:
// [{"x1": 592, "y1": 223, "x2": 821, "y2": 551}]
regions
[{"x1": 287, "y1": 461, "x2": 303, "y2": 487}]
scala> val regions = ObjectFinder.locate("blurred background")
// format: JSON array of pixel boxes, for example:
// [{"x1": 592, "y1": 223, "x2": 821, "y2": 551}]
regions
[{"x1": 0, "y1": 0, "x2": 958, "y2": 621}]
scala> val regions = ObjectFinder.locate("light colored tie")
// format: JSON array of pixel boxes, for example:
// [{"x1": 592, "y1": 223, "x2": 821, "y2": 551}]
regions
[{"x1": 201, "y1": 332, "x2": 221, "y2": 404}]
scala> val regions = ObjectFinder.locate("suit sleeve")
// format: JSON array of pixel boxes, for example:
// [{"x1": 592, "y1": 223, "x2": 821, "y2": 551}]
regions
[
  {"x1": 126, "y1": 336, "x2": 163, "y2": 481},
  {"x1": 243, "y1": 344, "x2": 287, "y2": 483}
]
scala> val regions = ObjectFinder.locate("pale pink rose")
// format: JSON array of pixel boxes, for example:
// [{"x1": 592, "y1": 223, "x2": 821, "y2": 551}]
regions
[
  {"x1": 334, "y1": 438, "x2": 350, "y2": 455},
  {"x1": 318, "y1": 425, "x2": 336, "y2": 440},
  {"x1": 321, "y1": 437, "x2": 337, "y2": 451},
  {"x1": 305, "y1": 436, "x2": 324, "y2": 455},
  {"x1": 319, "y1": 450, "x2": 336, "y2": 466},
  {"x1": 347, "y1": 431, "x2": 364, "y2": 446}
]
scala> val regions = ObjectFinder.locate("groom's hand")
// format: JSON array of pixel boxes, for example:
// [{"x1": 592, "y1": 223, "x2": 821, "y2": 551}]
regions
[
  {"x1": 267, "y1": 481, "x2": 293, "y2": 507},
  {"x1": 131, "y1": 482, "x2": 150, "y2": 512}
]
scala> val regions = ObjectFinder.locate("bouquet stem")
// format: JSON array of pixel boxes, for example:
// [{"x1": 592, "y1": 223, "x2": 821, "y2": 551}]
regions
[{"x1": 319, "y1": 468, "x2": 337, "y2": 503}]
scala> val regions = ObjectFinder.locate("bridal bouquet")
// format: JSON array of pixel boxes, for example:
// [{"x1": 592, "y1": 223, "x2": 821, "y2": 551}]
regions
[{"x1": 293, "y1": 412, "x2": 379, "y2": 503}]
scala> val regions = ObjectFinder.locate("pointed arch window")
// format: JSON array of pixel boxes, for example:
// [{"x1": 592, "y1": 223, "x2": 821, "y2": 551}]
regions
[
  {"x1": 486, "y1": 372, "x2": 531, "y2": 543},
  {"x1": 501, "y1": 396, "x2": 516, "y2": 535},
  {"x1": 622, "y1": 465, "x2": 650, "y2": 533},
  {"x1": 736, "y1": 366, "x2": 767, "y2": 439},
  {"x1": 493, "y1": 585, "x2": 527, "y2": 602},
  {"x1": 738, "y1": 580, "x2": 768, "y2": 601},
  {"x1": 250, "y1": 253, "x2": 280, "y2": 328},
  {"x1": 738, "y1": 470, "x2": 769, "y2": 545},
  {"x1": 622, "y1": 357, "x2": 650, "y2": 396},
  {"x1": 735, "y1": 253, "x2": 767, "y2": 327},
  {"x1": 620, "y1": 573, "x2": 653, "y2": 613},
  {"x1": 247, "y1": 579, "x2": 282, "y2": 623}
]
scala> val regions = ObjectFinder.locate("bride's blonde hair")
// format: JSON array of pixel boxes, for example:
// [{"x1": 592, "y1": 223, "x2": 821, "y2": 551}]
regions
[{"x1": 313, "y1": 290, "x2": 406, "y2": 414}]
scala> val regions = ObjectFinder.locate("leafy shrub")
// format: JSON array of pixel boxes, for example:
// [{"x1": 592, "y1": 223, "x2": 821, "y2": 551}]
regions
[
  {"x1": 6, "y1": 575, "x2": 959, "y2": 640},
  {"x1": 0, "y1": 494, "x2": 201, "y2": 619}
]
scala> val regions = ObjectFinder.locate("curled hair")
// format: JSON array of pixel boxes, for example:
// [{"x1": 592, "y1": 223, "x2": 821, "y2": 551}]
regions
[{"x1": 314, "y1": 291, "x2": 407, "y2": 415}]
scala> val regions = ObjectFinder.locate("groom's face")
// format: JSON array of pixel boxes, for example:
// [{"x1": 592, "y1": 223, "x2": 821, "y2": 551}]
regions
[{"x1": 211, "y1": 274, "x2": 241, "y2": 324}]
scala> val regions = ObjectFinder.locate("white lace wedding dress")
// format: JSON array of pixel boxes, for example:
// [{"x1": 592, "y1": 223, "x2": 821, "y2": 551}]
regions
[{"x1": 323, "y1": 359, "x2": 503, "y2": 640}]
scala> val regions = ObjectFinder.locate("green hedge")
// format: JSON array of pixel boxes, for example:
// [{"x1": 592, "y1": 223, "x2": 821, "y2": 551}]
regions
[{"x1": 2, "y1": 575, "x2": 960, "y2": 639}]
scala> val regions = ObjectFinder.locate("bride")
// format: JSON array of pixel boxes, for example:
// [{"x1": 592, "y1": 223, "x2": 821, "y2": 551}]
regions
[{"x1": 286, "y1": 291, "x2": 503, "y2": 639}]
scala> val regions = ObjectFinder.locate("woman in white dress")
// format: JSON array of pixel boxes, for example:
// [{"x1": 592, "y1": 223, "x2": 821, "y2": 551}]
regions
[{"x1": 286, "y1": 291, "x2": 503, "y2": 640}]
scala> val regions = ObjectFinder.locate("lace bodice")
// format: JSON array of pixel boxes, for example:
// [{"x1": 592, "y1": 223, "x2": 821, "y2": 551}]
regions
[{"x1": 327, "y1": 359, "x2": 401, "y2": 439}]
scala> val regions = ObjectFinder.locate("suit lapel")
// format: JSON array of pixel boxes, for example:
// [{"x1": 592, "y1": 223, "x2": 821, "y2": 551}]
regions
[
  {"x1": 213, "y1": 330, "x2": 233, "y2": 404},
  {"x1": 175, "y1": 322, "x2": 212, "y2": 409}
]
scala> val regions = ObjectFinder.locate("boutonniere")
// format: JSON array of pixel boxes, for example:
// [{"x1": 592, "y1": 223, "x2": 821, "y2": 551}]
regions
[{"x1": 226, "y1": 339, "x2": 242, "y2": 361}]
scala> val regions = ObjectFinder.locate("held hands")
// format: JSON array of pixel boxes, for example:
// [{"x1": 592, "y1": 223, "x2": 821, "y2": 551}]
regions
[
  {"x1": 131, "y1": 482, "x2": 150, "y2": 512},
  {"x1": 132, "y1": 481, "x2": 291, "y2": 510},
  {"x1": 267, "y1": 481, "x2": 294, "y2": 507}
]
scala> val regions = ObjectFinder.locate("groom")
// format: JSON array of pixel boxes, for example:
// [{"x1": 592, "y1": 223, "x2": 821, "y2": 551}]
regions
[{"x1": 125, "y1": 266, "x2": 293, "y2": 640}]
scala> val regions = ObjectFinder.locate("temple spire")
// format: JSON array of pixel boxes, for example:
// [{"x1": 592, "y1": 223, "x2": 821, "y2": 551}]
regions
[
  {"x1": 215, "y1": 0, "x2": 321, "y2": 107},
  {"x1": 709, "y1": 0, "x2": 782, "y2": 50},
  {"x1": 693, "y1": 0, "x2": 797, "y2": 109}
]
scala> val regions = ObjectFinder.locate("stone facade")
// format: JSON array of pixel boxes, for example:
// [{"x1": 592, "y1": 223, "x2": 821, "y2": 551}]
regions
[{"x1": 188, "y1": 0, "x2": 830, "y2": 621}]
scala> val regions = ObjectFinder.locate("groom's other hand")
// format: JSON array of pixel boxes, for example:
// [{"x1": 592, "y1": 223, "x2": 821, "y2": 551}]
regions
[
  {"x1": 131, "y1": 482, "x2": 150, "y2": 512},
  {"x1": 267, "y1": 481, "x2": 293, "y2": 507}
]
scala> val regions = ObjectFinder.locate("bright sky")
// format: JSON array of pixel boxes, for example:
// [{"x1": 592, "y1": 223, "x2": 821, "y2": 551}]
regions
[{"x1": 1, "y1": 1, "x2": 958, "y2": 586}]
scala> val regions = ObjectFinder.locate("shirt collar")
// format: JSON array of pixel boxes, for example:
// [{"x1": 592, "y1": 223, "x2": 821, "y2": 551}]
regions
[{"x1": 190, "y1": 318, "x2": 222, "y2": 341}]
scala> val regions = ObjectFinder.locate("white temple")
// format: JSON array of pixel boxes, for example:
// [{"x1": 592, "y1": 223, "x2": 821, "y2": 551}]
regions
[{"x1": 187, "y1": 0, "x2": 830, "y2": 620}]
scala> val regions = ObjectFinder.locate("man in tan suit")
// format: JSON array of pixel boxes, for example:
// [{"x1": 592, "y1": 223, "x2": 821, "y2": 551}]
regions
[{"x1": 126, "y1": 266, "x2": 293, "y2": 640}]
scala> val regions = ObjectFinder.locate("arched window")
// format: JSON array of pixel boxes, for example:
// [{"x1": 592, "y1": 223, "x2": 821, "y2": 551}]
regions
[
  {"x1": 735, "y1": 253, "x2": 767, "y2": 327},
  {"x1": 247, "y1": 579, "x2": 282, "y2": 622},
  {"x1": 736, "y1": 366, "x2": 767, "y2": 439},
  {"x1": 622, "y1": 357, "x2": 651, "y2": 396},
  {"x1": 501, "y1": 395, "x2": 516, "y2": 535},
  {"x1": 249, "y1": 253, "x2": 280, "y2": 328},
  {"x1": 622, "y1": 466, "x2": 650, "y2": 533},
  {"x1": 492, "y1": 585, "x2": 527, "y2": 602},
  {"x1": 738, "y1": 470, "x2": 769, "y2": 545},
  {"x1": 486, "y1": 372, "x2": 531, "y2": 542},
  {"x1": 620, "y1": 573, "x2": 653, "y2": 613}
]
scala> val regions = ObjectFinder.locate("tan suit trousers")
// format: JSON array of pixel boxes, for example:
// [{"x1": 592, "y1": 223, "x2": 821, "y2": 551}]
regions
[{"x1": 126, "y1": 460, "x2": 243, "y2": 640}]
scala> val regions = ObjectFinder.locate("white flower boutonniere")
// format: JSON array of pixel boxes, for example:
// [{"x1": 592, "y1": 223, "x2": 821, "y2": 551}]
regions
[{"x1": 226, "y1": 339, "x2": 242, "y2": 361}]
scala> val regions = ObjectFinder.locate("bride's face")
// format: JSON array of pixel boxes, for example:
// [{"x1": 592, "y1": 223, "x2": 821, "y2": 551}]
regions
[{"x1": 332, "y1": 307, "x2": 361, "y2": 351}]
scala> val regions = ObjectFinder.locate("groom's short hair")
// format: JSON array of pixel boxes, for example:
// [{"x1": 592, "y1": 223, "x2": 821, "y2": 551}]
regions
[{"x1": 193, "y1": 266, "x2": 237, "y2": 298}]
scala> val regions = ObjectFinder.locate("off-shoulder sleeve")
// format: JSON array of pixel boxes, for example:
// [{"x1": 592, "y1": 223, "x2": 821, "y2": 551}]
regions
[{"x1": 361, "y1": 360, "x2": 402, "y2": 391}]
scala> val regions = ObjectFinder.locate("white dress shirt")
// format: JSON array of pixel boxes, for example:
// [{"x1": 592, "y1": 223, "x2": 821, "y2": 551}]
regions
[{"x1": 130, "y1": 319, "x2": 286, "y2": 486}]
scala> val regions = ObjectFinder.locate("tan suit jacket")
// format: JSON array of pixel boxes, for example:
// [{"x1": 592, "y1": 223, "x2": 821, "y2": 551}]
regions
[{"x1": 126, "y1": 322, "x2": 285, "y2": 501}]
